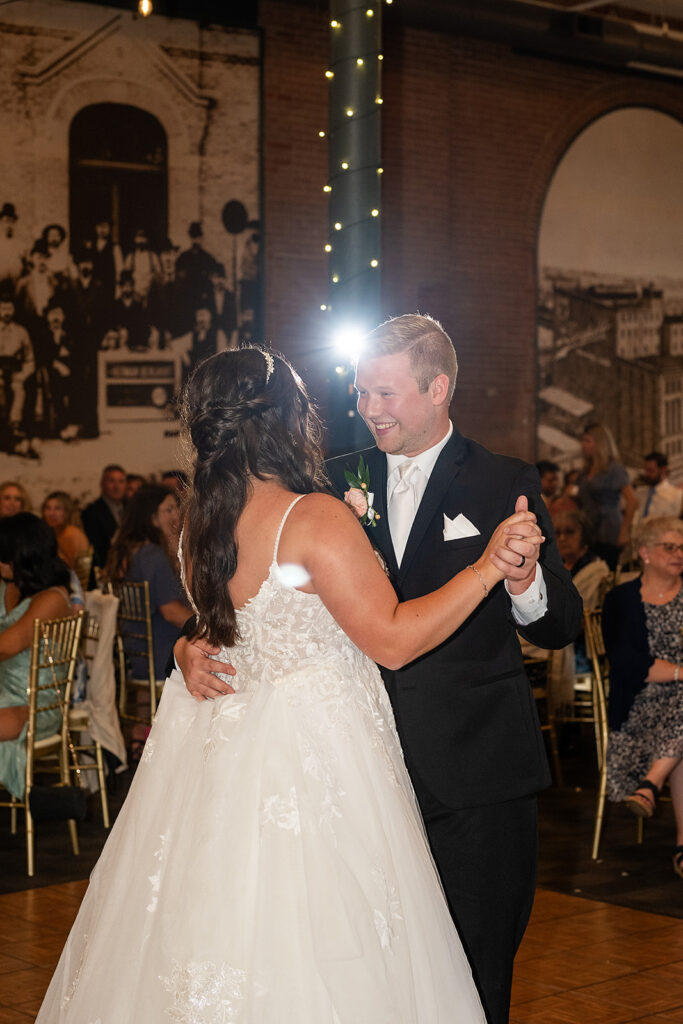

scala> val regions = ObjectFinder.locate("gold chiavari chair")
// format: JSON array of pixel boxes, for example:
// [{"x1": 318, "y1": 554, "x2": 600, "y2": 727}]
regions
[
  {"x1": 73, "y1": 545, "x2": 94, "y2": 594},
  {"x1": 109, "y1": 580, "x2": 161, "y2": 725},
  {"x1": 0, "y1": 611, "x2": 84, "y2": 876},
  {"x1": 68, "y1": 608, "x2": 112, "y2": 828}
]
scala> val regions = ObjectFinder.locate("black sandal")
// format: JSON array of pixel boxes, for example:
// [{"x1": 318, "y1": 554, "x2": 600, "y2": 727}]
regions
[
  {"x1": 625, "y1": 779, "x2": 659, "y2": 819},
  {"x1": 673, "y1": 846, "x2": 683, "y2": 880}
]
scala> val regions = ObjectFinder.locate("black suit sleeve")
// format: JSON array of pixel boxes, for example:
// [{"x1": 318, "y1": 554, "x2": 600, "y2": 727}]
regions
[{"x1": 509, "y1": 465, "x2": 583, "y2": 650}]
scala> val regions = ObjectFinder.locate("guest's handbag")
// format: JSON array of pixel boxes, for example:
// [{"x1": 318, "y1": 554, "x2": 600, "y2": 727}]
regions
[
  {"x1": 28, "y1": 783, "x2": 87, "y2": 823},
  {"x1": 27, "y1": 631, "x2": 87, "y2": 824}
]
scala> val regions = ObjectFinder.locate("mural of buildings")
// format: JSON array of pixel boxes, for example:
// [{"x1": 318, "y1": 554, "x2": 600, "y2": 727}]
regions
[
  {"x1": 538, "y1": 274, "x2": 683, "y2": 478},
  {"x1": 536, "y1": 107, "x2": 683, "y2": 484},
  {"x1": 0, "y1": 0, "x2": 261, "y2": 503}
]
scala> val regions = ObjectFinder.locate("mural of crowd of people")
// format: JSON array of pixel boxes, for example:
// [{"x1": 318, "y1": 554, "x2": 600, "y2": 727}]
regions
[
  {"x1": 0, "y1": 0, "x2": 260, "y2": 497},
  {"x1": 0, "y1": 202, "x2": 260, "y2": 457}
]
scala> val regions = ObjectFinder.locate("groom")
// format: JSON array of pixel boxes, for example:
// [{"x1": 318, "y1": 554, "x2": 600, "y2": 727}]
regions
[
  {"x1": 325, "y1": 314, "x2": 581, "y2": 1023},
  {"x1": 177, "y1": 314, "x2": 581, "y2": 1024}
]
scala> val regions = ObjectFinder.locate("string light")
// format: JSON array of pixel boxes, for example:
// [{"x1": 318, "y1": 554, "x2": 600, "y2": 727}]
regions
[
  {"x1": 334, "y1": 222, "x2": 343, "y2": 230},
  {"x1": 332, "y1": 274, "x2": 339, "y2": 283},
  {"x1": 321, "y1": 304, "x2": 328, "y2": 310},
  {"x1": 330, "y1": 19, "x2": 341, "y2": 28},
  {"x1": 378, "y1": 54, "x2": 384, "y2": 61},
  {"x1": 325, "y1": 70, "x2": 334, "y2": 79},
  {"x1": 371, "y1": 209, "x2": 379, "y2": 217},
  {"x1": 356, "y1": 58, "x2": 364, "y2": 66},
  {"x1": 319, "y1": 130, "x2": 326, "y2": 138},
  {"x1": 366, "y1": 8, "x2": 374, "y2": 17},
  {"x1": 341, "y1": 161, "x2": 349, "y2": 170},
  {"x1": 324, "y1": 244, "x2": 333, "y2": 252},
  {"x1": 138, "y1": 0, "x2": 152, "y2": 14},
  {"x1": 370, "y1": 259, "x2": 379, "y2": 268},
  {"x1": 377, "y1": 166, "x2": 383, "y2": 174},
  {"x1": 375, "y1": 96, "x2": 383, "y2": 104},
  {"x1": 323, "y1": 184, "x2": 332, "y2": 193},
  {"x1": 345, "y1": 108, "x2": 354, "y2": 117}
]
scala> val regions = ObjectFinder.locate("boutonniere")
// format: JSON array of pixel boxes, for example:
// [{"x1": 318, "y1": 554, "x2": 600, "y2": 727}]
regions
[{"x1": 344, "y1": 455, "x2": 380, "y2": 527}]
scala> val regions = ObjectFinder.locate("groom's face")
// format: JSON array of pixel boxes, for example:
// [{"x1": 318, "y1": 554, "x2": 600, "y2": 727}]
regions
[{"x1": 355, "y1": 351, "x2": 448, "y2": 457}]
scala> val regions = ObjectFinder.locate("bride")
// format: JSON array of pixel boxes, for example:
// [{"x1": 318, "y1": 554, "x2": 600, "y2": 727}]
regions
[{"x1": 37, "y1": 347, "x2": 542, "y2": 1022}]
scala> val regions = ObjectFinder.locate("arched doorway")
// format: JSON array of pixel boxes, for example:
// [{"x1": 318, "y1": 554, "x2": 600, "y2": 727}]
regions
[
  {"x1": 69, "y1": 103, "x2": 168, "y2": 253},
  {"x1": 536, "y1": 107, "x2": 683, "y2": 478}
]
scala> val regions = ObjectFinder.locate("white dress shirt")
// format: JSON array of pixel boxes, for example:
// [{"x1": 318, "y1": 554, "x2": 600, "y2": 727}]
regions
[{"x1": 386, "y1": 421, "x2": 547, "y2": 625}]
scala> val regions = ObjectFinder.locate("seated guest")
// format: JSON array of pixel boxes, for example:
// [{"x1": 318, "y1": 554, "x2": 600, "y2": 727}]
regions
[
  {"x1": 41, "y1": 490, "x2": 90, "y2": 569},
  {"x1": 536, "y1": 460, "x2": 560, "y2": 509},
  {"x1": 126, "y1": 473, "x2": 146, "y2": 500},
  {"x1": 0, "y1": 513, "x2": 74, "y2": 799},
  {"x1": 160, "y1": 469, "x2": 188, "y2": 496},
  {"x1": 81, "y1": 463, "x2": 126, "y2": 570},
  {"x1": 549, "y1": 468, "x2": 579, "y2": 516},
  {"x1": 634, "y1": 451, "x2": 683, "y2": 524},
  {"x1": 104, "y1": 484, "x2": 190, "y2": 679},
  {"x1": 0, "y1": 480, "x2": 29, "y2": 517},
  {"x1": 554, "y1": 509, "x2": 610, "y2": 610},
  {"x1": 603, "y1": 515, "x2": 683, "y2": 879}
]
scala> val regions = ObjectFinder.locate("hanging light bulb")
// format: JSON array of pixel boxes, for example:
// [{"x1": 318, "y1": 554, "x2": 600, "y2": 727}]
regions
[{"x1": 138, "y1": 0, "x2": 152, "y2": 15}]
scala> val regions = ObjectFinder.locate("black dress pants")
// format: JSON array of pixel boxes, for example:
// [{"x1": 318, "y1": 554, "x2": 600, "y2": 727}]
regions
[{"x1": 407, "y1": 762, "x2": 538, "y2": 1024}]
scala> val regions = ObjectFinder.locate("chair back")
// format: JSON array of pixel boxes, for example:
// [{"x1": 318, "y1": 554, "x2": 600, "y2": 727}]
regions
[
  {"x1": 582, "y1": 607, "x2": 609, "y2": 766},
  {"x1": 108, "y1": 579, "x2": 158, "y2": 718},
  {"x1": 73, "y1": 546, "x2": 94, "y2": 593},
  {"x1": 26, "y1": 611, "x2": 84, "y2": 792}
]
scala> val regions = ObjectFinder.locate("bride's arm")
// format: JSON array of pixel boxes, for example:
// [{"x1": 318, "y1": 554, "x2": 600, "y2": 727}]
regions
[{"x1": 292, "y1": 494, "x2": 541, "y2": 670}]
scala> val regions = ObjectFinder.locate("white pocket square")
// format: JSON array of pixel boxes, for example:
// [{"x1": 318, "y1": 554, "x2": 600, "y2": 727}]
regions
[{"x1": 443, "y1": 513, "x2": 481, "y2": 541}]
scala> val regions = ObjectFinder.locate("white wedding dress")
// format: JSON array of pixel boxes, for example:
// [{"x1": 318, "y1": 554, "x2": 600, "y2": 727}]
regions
[{"x1": 37, "y1": 497, "x2": 485, "y2": 1023}]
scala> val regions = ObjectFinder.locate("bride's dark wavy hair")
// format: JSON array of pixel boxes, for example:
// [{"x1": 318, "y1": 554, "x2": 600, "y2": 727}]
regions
[{"x1": 180, "y1": 347, "x2": 330, "y2": 647}]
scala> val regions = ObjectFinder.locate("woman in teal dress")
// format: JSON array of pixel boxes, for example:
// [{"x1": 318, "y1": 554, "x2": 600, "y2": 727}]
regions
[{"x1": 0, "y1": 513, "x2": 74, "y2": 798}]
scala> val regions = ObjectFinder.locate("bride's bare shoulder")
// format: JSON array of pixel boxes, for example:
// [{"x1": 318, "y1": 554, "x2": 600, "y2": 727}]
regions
[{"x1": 286, "y1": 492, "x2": 362, "y2": 541}]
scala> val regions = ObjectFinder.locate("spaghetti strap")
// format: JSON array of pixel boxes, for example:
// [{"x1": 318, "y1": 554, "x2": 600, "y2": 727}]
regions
[{"x1": 273, "y1": 494, "x2": 307, "y2": 564}]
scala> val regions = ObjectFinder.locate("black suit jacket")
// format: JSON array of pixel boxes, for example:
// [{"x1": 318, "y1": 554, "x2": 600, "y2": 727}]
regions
[
  {"x1": 82, "y1": 496, "x2": 119, "y2": 569},
  {"x1": 327, "y1": 430, "x2": 582, "y2": 810}
]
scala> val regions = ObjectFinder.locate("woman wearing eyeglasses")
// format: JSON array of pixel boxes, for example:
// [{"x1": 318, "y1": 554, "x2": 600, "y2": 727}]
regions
[{"x1": 602, "y1": 515, "x2": 683, "y2": 879}]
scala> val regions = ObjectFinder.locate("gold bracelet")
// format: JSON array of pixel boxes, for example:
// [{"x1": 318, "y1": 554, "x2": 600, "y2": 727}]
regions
[{"x1": 468, "y1": 563, "x2": 489, "y2": 597}]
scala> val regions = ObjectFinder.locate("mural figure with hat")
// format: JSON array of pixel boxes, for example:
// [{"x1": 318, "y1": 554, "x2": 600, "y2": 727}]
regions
[
  {"x1": 148, "y1": 237, "x2": 186, "y2": 342},
  {"x1": 0, "y1": 203, "x2": 24, "y2": 290},
  {"x1": 176, "y1": 220, "x2": 217, "y2": 311},
  {"x1": 199, "y1": 260, "x2": 237, "y2": 344},
  {"x1": 59, "y1": 247, "x2": 105, "y2": 438}
]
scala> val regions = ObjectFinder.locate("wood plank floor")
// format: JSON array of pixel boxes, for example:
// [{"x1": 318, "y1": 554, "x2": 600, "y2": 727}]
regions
[{"x1": 1, "y1": 883, "x2": 683, "y2": 1021}]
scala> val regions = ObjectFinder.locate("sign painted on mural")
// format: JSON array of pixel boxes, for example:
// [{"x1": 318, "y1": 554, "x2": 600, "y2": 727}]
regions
[{"x1": 0, "y1": 0, "x2": 261, "y2": 505}]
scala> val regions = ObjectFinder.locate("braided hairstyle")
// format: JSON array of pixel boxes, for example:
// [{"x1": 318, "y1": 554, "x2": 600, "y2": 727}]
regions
[{"x1": 180, "y1": 347, "x2": 329, "y2": 647}]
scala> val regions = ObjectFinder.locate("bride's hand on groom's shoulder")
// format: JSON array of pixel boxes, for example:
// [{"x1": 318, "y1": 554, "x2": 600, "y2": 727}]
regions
[{"x1": 175, "y1": 635, "x2": 236, "y2": 701}]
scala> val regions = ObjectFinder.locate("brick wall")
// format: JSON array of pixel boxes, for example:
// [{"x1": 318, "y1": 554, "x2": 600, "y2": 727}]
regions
[{"x1": 261, "y1": 1, "x2": 683, "y2": 460}]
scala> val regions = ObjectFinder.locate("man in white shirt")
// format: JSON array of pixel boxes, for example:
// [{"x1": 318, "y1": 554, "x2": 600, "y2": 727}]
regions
[{"x1": 634, "y1": 451, "x2": 683, "y2": 523}]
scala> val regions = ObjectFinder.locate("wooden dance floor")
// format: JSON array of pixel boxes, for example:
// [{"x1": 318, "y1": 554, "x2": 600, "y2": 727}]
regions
[{"x1": 1, "y1": 883, "x2": 683, "y2": 1021}]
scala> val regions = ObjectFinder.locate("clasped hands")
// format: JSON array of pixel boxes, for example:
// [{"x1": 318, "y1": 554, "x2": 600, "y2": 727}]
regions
[{"x1": 177, "y1": 494, "x2": 544, "y2": 702}]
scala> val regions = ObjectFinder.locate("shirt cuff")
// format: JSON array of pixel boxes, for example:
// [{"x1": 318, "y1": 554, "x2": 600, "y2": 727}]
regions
[{"x1": 506, "y1": 564, "x2": 548, "y2": 626}]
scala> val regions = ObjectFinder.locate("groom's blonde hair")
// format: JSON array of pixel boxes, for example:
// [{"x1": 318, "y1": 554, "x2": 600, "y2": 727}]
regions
[{"x1": 361, "y1": 314, "x2": 458, "y2": 402}]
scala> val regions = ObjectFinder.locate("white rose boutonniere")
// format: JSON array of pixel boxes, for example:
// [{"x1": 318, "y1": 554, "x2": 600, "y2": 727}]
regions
[{"x1": 344, "y1": 455, "x2": 380, "y2": 527}]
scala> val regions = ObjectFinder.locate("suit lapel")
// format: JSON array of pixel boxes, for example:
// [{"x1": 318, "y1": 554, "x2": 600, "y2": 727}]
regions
[
  {"x1": 398, "y1": 431, "x2": 467, "y2": 580},
  {"x1": 362, "y1": 449, "x2": 398, "y2": 575}
]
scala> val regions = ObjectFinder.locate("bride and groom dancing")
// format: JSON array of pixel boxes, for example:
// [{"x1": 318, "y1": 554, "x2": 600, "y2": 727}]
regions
[{"x1": 37, "y1": 315, "x2": 580, "y2": 1023}]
